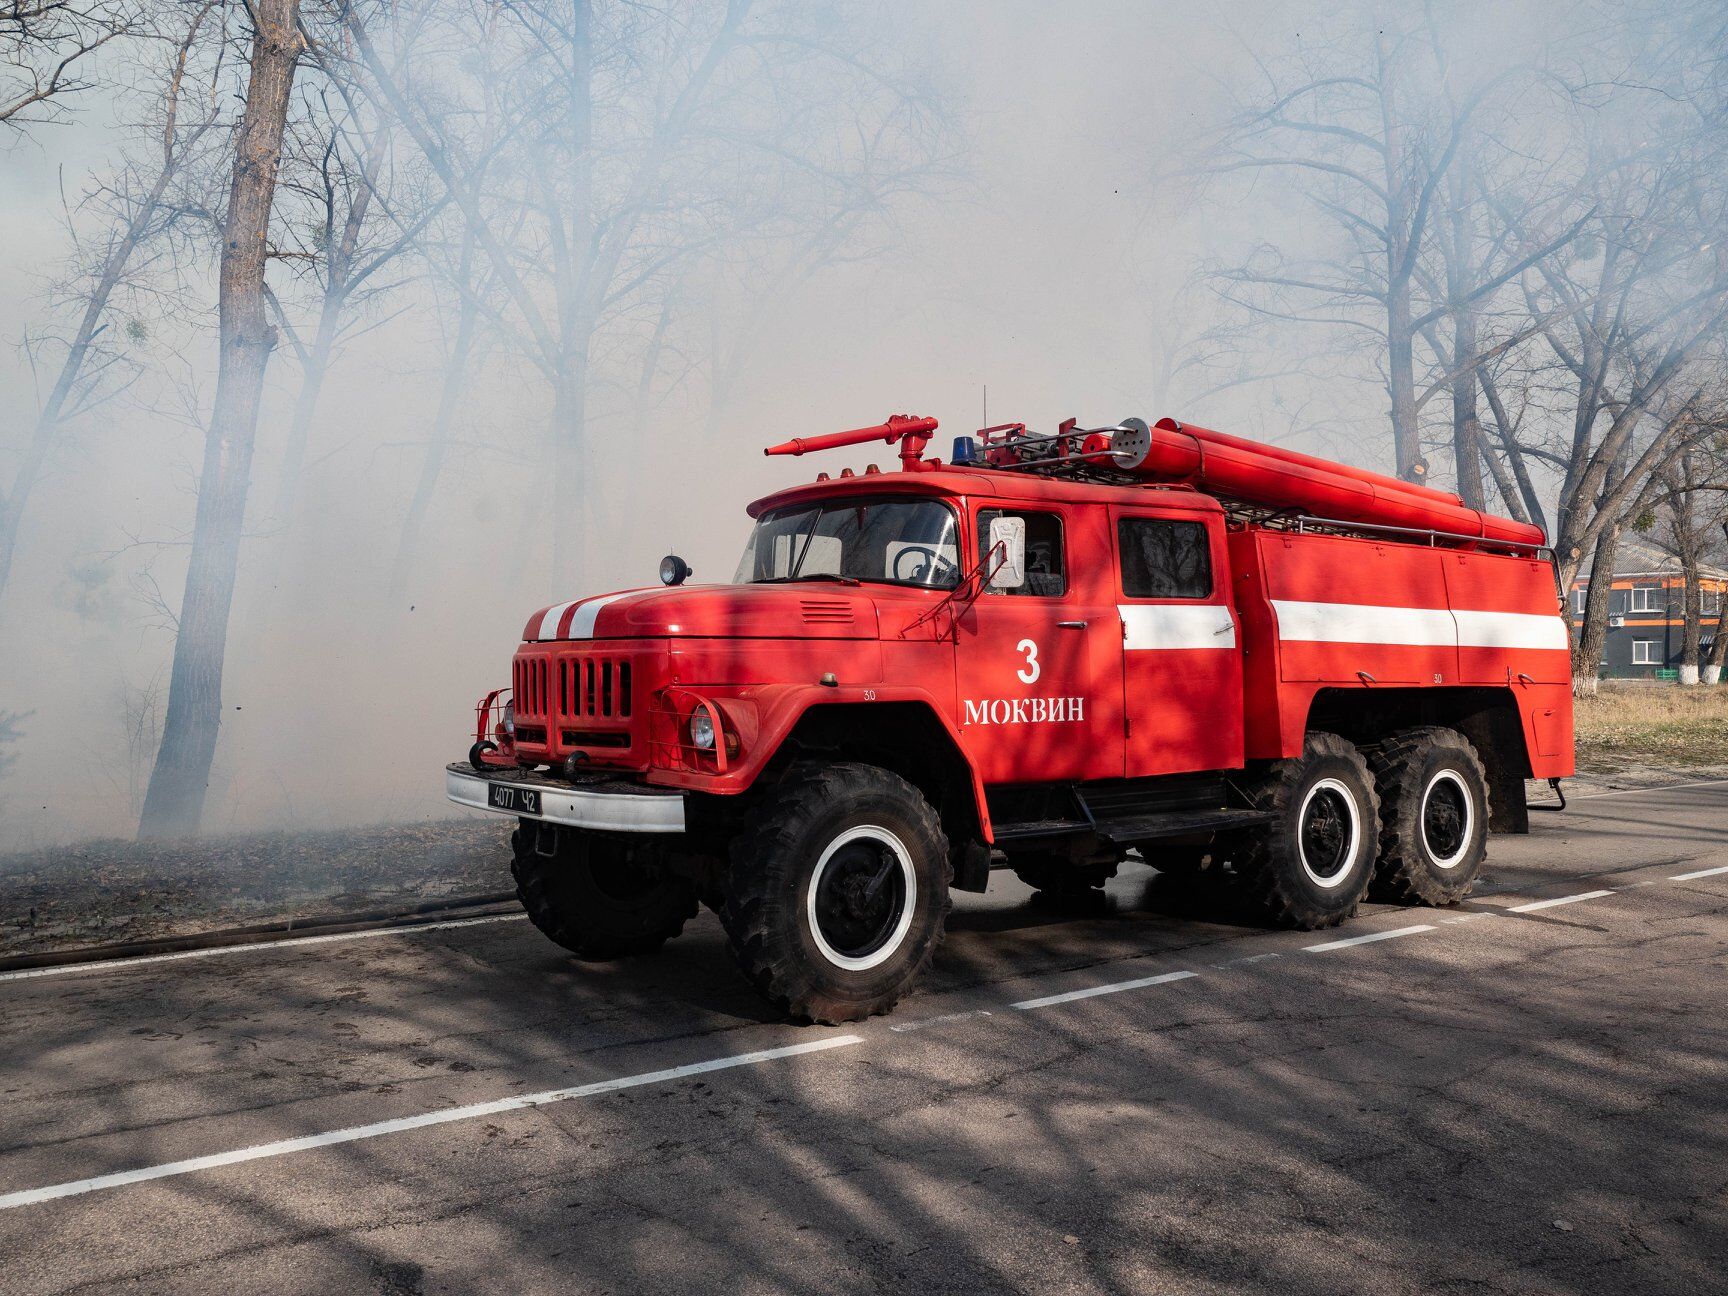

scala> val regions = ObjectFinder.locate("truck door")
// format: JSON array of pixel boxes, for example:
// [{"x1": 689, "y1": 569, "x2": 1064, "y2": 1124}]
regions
[
  {"x1": 1113, "y1": 509, "x2": 1244, "y2": 776},
  {"x1": 956, "y1": 505, "x2": 1125, "y2": 784}
]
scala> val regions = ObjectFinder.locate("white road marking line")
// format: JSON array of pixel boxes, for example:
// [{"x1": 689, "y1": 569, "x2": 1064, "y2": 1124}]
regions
[
  {"x1": 1670, "y1": 864, "x2": 1728, "y2": 882},
  {"x1": 1570, "y1": 778, "x2": 1728, "y2": 800},
  {"x1": 1013, "y1": 969, "x2": 1198, "y2": 1011},
  {"x1": 1211, "y1": 952, "x2": 1282, "y2": 969},
  {"x1": 889, "y1": 1009, "x2": 993, "y2": 1033},
  {"x1": 1506, "y1": 889, "x2": 1614, "y2": 914},
  {"x1": 1304, "y1": 924, "x2": 1435, "y2": 953},
  {"x1": 0, "y1": 914, "x2": 529, "y2": 985},
  {"x1": 0, "y1": 1035, "x2": 861, "y2": 1211}
]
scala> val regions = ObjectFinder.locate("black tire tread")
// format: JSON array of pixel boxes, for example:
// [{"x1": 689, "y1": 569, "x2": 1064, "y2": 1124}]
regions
[
  {"x1": 510, "y1": 828, "x2": 698, "y2": 960},
  {"x1": 1367, "y1": 726, "x2": 1489, "y2": 906},
  {"x1": 719, "y1": 762, "x2": 950, "y2": 1026},
  {"x1": 1234, "y1": 732, "x2": 1380, "y2": 930}
]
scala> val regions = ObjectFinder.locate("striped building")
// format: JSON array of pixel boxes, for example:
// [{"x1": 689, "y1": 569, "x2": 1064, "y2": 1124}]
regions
[{"x1": 1570, "y1": 537, "x2": 1728, "y2": 680}]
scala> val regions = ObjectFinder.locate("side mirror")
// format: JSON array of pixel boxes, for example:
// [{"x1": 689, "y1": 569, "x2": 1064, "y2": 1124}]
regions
[{"x1": 986, "y1": 516, "x2": 1026, "y2": 591}]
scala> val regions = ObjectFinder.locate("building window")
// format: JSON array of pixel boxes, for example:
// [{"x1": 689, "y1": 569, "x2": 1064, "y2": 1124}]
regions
[
  {"x1": 1629, "y1": 584, "x2": 1662, "y2": 613},
  {"x1": 977, "y1": 509, "x2": 1066, "y2": 597},
  {"x1": 1705, "y1": 586, "x2": 1723, "y2": 616},
  {"x1": 1632, "y1": 639, "x2": 1661, "y2": 665},
  {"x1": 1572, "y1": 588, "x2": 1587, "y2": 616}
]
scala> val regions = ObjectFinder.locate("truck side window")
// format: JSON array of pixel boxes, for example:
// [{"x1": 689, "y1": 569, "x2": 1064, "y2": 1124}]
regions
[
  {"x1": 978, "y1": 509, "x2": 1065, "y2": 596},
  {"x1": 1119, "y1": 518, "x2": 1211, "y2": 599}
]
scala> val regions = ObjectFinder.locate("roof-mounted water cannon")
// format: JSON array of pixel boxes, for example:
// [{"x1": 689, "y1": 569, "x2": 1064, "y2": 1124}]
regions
[{"x1": 764, "y1": 414, "x2": 942, "y2": 472}]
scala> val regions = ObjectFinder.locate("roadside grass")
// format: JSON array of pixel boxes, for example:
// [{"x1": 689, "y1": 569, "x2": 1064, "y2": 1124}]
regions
[{"x1": 1574, "y1": 682, "x2": 1728, "y2": 771}]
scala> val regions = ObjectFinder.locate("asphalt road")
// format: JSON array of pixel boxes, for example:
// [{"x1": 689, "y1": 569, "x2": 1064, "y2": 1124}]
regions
[{"x1": 2, "y1": 780, "x2": 1726, "y2": 1295}]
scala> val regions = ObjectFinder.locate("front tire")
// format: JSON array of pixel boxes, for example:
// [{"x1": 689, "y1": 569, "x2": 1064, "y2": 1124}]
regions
[
  {"x1": 511, "y1": 823, "x2": 699, "y2": 960},
  {"x1": 1234, "y1": 732, "x2": 1380, "y2": 929},
  {"x1": 1368, "y1": 727, "x2": 1489, "y2": 906},
  {"x1": 719, "y1": 763, "x2": 950, "y2": 1025}
]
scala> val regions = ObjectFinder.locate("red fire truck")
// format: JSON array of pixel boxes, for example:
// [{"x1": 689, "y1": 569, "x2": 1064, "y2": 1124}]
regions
[{"x1": 447, "y1": 414, "x2": 1573, "y2": 1024}]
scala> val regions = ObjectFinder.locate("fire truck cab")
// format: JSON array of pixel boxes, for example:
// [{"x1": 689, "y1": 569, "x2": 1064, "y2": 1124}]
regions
[{"x1": 447, "y1": 414, "x2": 1573, "y2": 1024}]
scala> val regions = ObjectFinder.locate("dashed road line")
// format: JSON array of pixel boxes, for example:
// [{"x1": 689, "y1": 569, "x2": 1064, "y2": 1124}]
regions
[
  {"x1": 0, "y1": 1035, "x2": 861, "y2": 1211},
  {"x1": 889, "y1": 1008, "x2": 994, "y2": 1033},
  {"x1": 1211, "y1": 951, "x2": 1282, "y2": 969},
  {"x1": 1671, "y1": 864, "x2": 1728, "y2": 882},
  {"x1": 0, "y1": 914, "x2": 530, "y2": 985},
  {"x1": 1305, "y1": 924, "x2": 1436, "y2": 952},
  {"x1": 1506, "y1": 889, "x2": 1615, "y2": 914},
  {"x1": 9, "y1": 848, "x2": 1725, "y2": 1213},
  {"x1": 1569, "y1": 777, "x2": 1728, "y2": 800},
  {"x1": 1012, "y1": 969, "x2": 1199, "y2": 1011},
  {"x1": 7, "y1": 778, "x2": 1720, "y2": 991}
]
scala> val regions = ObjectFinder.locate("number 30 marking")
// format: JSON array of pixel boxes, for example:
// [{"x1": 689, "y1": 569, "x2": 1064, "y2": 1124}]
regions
[{"x1": 1016, "y1": 638, "x2": 1041, "y2": 684}]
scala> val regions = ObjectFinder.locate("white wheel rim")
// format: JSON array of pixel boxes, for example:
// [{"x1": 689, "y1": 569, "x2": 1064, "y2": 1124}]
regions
[
  {"x1": 805, "y1": 825, "x2": 917, "y2": 971},
  {"x1": 1420, "y1": 769, "x2": 1474, "y2": 870},
  {"x1": 1297, "y1": 777, "x2": 1361, "y2": 889}
]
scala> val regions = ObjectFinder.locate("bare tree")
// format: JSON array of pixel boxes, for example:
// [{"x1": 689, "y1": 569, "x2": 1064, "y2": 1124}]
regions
[
  {"x1": 351, "y1": 0, "x2": 951, "y2": 587},
  {"x1": 1, "y1": 0, "x2": 137, "y2": 133},
  {"x1": 385, "y1": 219, "x2": 498, "y2": 601},
  {"x1": 138, "y1": 0, "x2": 305, "y2": 837},
  {"x1": 262, "y1": 46, "x2": 444, "y2": 528},
  {"x1": 0, "y1": 2, "x2": 221, "y2": 612},
  {"x1": 1201, "y1": 18, "x2": 1570, "y2": 484},
  {"x1": 1502, "y1": 159, "x2": 1728, "y2": 691}
]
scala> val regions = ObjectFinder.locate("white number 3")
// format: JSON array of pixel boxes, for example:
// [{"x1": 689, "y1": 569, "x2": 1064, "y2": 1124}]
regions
[{"x1": 1015, "y1": 638, "x2": 1041, "y2": 684}]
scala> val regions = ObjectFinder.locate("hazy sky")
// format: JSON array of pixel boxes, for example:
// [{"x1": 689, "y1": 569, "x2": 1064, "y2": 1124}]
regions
[{"x1": 0, "y1": 0, "x2": 1575, "y2": 845}]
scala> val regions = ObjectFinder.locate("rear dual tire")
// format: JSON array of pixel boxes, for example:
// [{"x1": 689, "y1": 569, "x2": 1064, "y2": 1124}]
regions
[
  {"x1": 1233, "y1": 732, "x2": 1380, "y2": 929},
  {"x1": 1368, "y1": 727, "x2": 1489, "y2": 906}
]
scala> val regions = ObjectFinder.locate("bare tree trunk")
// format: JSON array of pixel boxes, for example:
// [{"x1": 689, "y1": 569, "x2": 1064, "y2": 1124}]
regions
[
  {"x1": 1385, "y1": 261, "x2": 1423, "y2": 483},
  {"x1": 1478, "y1": 371, "x2": 1546, "y2": 534},
  {"x1": 1669, "y1": 457, "x2": 1706, "y2": 684},
  {"x1": 387, "y1": 252, "x2": 483, "y2": 602},
  {"x1": 550, "y1": 341, "x2": 591, "y2": 589},
  {"x1": 1574, "y1": 523, "x2": 1621, "y2": 697},
  {"x1": 1707, "y1": 556, "x2": 1728, "y2": 685},
  {"x1": 266, "y1": 112, "x2": 389, "y2": 526},
  {"x1": 267, "y1": 292, "x2": 343, "y2": 524},
  {"x1": 138, "y1": 0, "x2": 301, "y2": 838},
  {"x1": 1450, "y1": 315, "x2": 1485, "y2": 509},
  {"x1": 1679, "y1": 552, "x2": 1703, "y2": 684}
]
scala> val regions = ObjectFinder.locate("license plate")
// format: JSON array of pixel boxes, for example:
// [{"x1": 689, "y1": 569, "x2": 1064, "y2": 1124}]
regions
[{"x1": 488, "y1": 784, "x2": 541, "y2": 815}]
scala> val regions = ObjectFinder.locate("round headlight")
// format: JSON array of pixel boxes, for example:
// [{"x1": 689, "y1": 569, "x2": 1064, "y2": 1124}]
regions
[
  {"x1": 502, "y1": 700, "x2": 515, "y2": 736},
  {"x1": 687, "y1": 709, "x2": 716, "y2": 751},
  {"x1": 660, "y1": 554, "x2": 691, "y2": 586}
]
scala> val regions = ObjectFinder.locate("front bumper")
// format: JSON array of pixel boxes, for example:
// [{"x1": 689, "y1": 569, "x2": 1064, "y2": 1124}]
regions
[{"x1": 445, "y1": 762, "x2": 685, "y2": 833}]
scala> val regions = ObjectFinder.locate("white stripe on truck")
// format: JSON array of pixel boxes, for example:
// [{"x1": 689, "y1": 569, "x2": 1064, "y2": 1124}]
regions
[
  {"x1": 534, "y1": 590, "x2": 650, "y2": 641},
  {"x1": 1271, "y1": 600, "x2": 1567, "y2": 650},
  {"x1": 1119, "y1": 604, "x2": 1237, "y2": 650},
  {"x1": 1450, "y1": 608, "x2": 1571, "y2": 650}
]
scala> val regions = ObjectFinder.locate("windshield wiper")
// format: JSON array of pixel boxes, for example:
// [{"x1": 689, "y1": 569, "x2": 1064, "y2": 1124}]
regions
[{"x1": 756, "y1": 572, "x2": 861, "y2": 587}]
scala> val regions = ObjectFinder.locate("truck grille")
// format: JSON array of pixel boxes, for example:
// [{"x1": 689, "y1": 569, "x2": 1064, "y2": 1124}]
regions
[
  {"x1": 513, "y1": 651, "x2": 638, "y2": 760},
  {"x1": 558, "y1": 657, "x2": 631, "y2": 719}
]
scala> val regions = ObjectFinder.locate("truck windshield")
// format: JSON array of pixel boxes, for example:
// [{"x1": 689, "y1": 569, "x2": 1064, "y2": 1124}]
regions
[{"x1": 735, "y1": 498, "x2": 961, "y2": 589}]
